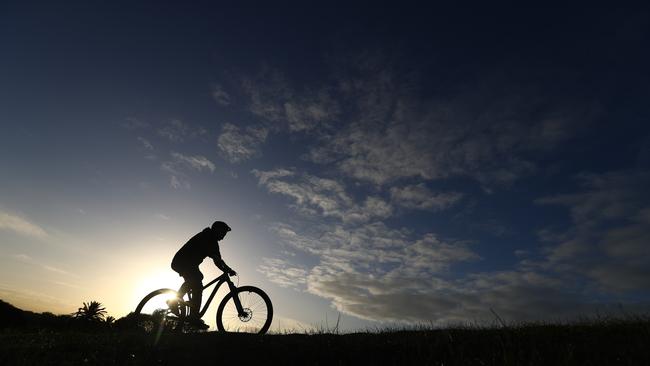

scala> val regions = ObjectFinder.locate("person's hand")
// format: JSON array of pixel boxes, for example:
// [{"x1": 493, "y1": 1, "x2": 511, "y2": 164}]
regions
[{"x1": 227, "y1": 269, "x2": 237, "y2": 276}]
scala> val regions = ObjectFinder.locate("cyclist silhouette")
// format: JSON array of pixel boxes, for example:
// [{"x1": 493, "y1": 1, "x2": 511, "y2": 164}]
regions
[{"x1": 171, "y1": 220, "x2": 236, "y2": 325}]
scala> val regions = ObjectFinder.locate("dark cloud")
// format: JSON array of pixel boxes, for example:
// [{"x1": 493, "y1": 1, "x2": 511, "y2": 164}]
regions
[{"x1": 535, "y1": 170, "x2": 650, "y2": 293}]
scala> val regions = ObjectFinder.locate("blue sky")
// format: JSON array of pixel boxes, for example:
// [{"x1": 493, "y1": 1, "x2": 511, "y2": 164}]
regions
[{"x1": 1, "y1": 3, "x2": 649, "y2": 331}]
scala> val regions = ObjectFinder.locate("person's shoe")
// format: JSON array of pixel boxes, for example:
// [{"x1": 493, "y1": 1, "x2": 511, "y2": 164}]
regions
[{"x1": 186, "y1": 317, "x2": 209, "y2": 330}]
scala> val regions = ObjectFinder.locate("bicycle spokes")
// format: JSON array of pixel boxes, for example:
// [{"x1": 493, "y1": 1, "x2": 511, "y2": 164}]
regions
[{"x1": 217, "y1": 286, "x2": 272, "y2": 333}]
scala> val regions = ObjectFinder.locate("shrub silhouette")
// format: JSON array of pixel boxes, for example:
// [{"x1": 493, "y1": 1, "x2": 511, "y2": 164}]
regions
[
  {"x1": 73, "y1": 301, "x2": 107, "y2": 322},
  {"x1": 0, "y1": 299, "x2": 26, "y2": 327}
]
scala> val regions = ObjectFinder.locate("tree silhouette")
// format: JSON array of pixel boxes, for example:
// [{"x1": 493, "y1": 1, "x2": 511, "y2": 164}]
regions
[{"x1": 73, "y1": 301, "x2": 107, "y2": 322}]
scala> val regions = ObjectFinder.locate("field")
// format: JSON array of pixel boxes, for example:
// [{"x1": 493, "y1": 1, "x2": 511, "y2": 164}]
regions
[
  {"x1": 2, "y1": 318, "x2": 649, "y2": 365},
  {"x1": 1, "y1": 300, "x2": 649, "y2": 365}
]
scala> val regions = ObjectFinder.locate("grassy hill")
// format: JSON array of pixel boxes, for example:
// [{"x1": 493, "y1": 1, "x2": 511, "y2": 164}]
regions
[{"x1": 1, "y1": 300, "x2": 649, "y2": 365}]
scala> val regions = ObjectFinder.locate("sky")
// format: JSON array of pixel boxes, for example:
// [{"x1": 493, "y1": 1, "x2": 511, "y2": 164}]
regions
[{"x1": 1, "y1": 3, "x2": 649, "y2": 332}]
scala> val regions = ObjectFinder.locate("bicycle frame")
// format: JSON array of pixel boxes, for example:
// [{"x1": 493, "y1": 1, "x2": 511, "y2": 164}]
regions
[{"x1": 178, "y1": 272, "x2": 245, "y2": 318}]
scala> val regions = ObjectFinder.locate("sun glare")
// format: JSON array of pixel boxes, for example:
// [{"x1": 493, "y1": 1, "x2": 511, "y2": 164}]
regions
[{"x1": 132, "y1": 270, "x2": 183, "y2": 306}]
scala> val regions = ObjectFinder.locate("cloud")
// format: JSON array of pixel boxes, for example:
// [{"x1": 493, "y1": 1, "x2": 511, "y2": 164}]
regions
[
  {"x1": 242, "y1": 56, "x2": 623, "y2": 324},
  {"x1": 170, "y1": 152, "x2": 216, "y2": 172},
  {"x1": 211, "y1": 84, "x2": 231, "y2": 106},
  {"x1": 49, "y1": 280, "x2": 83, "y2": 289},
  {"x1": 158, "y1": 119, "x2": 207, "y2": 142},
  {"x1": 305, "y1": 94, "x2": 556, "y2": 186},
  {"x1": 266, "y1": 218, "x2": 650, "y2": 324},
  {"x1": 271, "y1": 221, "x2": 479, "y2": 275},
  {"x1": 217, "y1": 123, "x2": 268, "y2": 163},
  {"x1": 283, "y1": 90, "x2": 339, "y2": 132},
  {"x1": 242, "y1": 69, "x2": 291, "y2": 123},
  {"x1": 288, "y1": 58, "x2": 589, "y2": 188},
  {"x1": 257, "y1": 258, "x2": 307, "y2": 289},
  {"x1": 265, "y1": 221, "x2": 575, "y2": 324},
  {"x1": 161, "y1": 152, "x2": 215, "y2": 189},
  {"x1": 390, "y1": 184, "x2": 463, "y2": 211},
  {"x1": 535, "y1": 170, "x2": 650, "y2": 293},
  {"x1": 0, "y1": 211, "x2": 47, "y2": 238},
  {"x1": 169, "y1": 175, "x2": 189, "y2": 190},
  {"x1": 254, "y1": 166, "x2": 650, "y2": 323},
  {"x1": 305, "y1": 267, "x2": 603, "y2": 324},
  {"x1": 242, "y1": 69, "x2": 339, "y2": 132},
  {"x1": 11, "y1": 253, "x2": 75, "y2": 276},
  {"x1": 137, "y1": 137, "x2": 154, "y2": 150},
  {"x1": 253, "y1": 169, "x2": 392, "y2": 223},
  {"x1": 155, "y1": 213, "x2": 171, "y2": 220},
  {"x1": 251, "y1": 168, "x2": 295, "y2": 185},
  {"x1": 536, "y1": 171, "x2": 649, "y2": 228},
  {"x1": 122, "y1": 116, "x2": 149, "y2": 130}
]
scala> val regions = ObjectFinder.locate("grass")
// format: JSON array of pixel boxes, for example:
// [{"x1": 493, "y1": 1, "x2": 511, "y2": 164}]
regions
[{"x1": 1, "y1": 314, "x2": 649, "y2": 365}]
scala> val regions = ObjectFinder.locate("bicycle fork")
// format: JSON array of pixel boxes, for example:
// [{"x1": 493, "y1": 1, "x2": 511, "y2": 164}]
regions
[{"x1": 227, "y1": 279, "x2": 247, "y2": 318}]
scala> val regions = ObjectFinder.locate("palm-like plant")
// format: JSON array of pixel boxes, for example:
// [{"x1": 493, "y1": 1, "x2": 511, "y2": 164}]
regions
[{"x1": 73, "y1": 301, "x2": 107, "y2": 322}]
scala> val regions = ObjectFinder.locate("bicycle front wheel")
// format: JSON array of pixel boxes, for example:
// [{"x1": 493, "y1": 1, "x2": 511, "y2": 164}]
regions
[{"x1": 216, "y1": 286, "x2": 273, "y2": 334}]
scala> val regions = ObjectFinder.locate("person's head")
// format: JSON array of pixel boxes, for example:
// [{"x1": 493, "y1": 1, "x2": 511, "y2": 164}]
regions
[{"x1": 211, "y1": 220, "x2": 231, "y2": 240}]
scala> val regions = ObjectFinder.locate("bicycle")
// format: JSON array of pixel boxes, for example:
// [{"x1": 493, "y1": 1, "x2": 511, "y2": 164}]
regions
[{"x1": 134, "y1": 271, "x2": 273, "y2": 334}]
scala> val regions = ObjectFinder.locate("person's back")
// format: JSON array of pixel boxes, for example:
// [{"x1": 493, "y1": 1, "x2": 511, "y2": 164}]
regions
[
  {"x1": 172, "y1": 228, "x2": 220, "y2": 270},
  {"x1": 171, "y1": 221, "x2": 236, "y2": 323}
]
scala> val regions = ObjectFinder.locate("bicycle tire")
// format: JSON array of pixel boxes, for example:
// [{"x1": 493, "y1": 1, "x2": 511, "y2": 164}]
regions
[
  {"x1": 216, "y1": 286, "x2": 273, "y2": 334},
  {"x1": 134, "y1": 288, "x2": 187, "y2": 332}
]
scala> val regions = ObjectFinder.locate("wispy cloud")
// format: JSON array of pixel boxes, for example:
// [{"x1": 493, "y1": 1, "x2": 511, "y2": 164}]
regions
[
  {"x1": 122, "y1": 116, "x2": 150, "y2": 130},
  {"x1": 160, "y1": 152, "x2": 216, "y2": 189},
  {"x1": 11, "y1": 254, "x2": 76, "y2": 277},
  {"x1": 390, "y1": 184, "x2": 463, "y2": 211},
  {"x1": 155, "y1": 213, "x2": 171, "y2": 220},
  {"x1": 534, "y1": 170, "x2": 650, "y2": 293},
  {"x1": 251, "y1": 168, "x2": 295, "y2": 185},
  {"x1": 288, "y1": 56, "x2": 588, "y2": 189},
  {"x1": 242, "y1": 68, "x2": 339, "y2": 132},
  {"x1": 0, "y1": 211, "x2": 47, "y2": 238},
  {"x1": 158, "y1": 119, "x2": 207, "y2": 143},
  {"x1": 170, "y1": 152, "x2": 215, "y2": 172},
  {"x1": 137, "y1": 136, "x2": 154, "y2": 150},
  {"x1": 242, "y1": 69, "x2": 291, "y2": 123},
  {"x1": 212, "y1": 83, "x2": 231, "y2": 106},
  {"x1": 217, "y1": 123, "x2": 268, "y2": 163},
  {"x1": 236, "y1": 56, "x2": 587, "y2": 190},
  {"x1": 49, "y1": 280, "x2": 83, "y2": 289},
  {"x1": 252, "y1": 169, "x2": 392, "y2": 223}
]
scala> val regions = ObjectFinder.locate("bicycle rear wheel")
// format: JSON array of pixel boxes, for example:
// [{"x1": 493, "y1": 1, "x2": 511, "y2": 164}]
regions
[
  {"x1": 216, "y1": 286, "x2": 273, "y2": 334},
  {"x1": 134, "y1": 288, "x2": 187, "y2": 333}
]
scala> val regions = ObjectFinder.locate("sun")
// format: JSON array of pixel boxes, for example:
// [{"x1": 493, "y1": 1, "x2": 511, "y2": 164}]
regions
[{"x1": 132, "y1": 270, "x2": 184, "y2": 306}]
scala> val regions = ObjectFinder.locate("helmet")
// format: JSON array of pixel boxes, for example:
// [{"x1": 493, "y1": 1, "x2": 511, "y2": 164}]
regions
[{"x1": 211, "y1": 221, "x2": 231, "y2": 234}]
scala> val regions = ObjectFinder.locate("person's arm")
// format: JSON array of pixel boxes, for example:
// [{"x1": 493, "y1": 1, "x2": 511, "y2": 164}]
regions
[{"x1": 210, "y1": 246, "x2": 236, "y2": 275}]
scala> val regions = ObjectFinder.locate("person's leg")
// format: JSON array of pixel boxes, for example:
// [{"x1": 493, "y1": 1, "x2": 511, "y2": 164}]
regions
[{"x1": 182, "y1": 268, "x2": 204, "y2": 319}]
